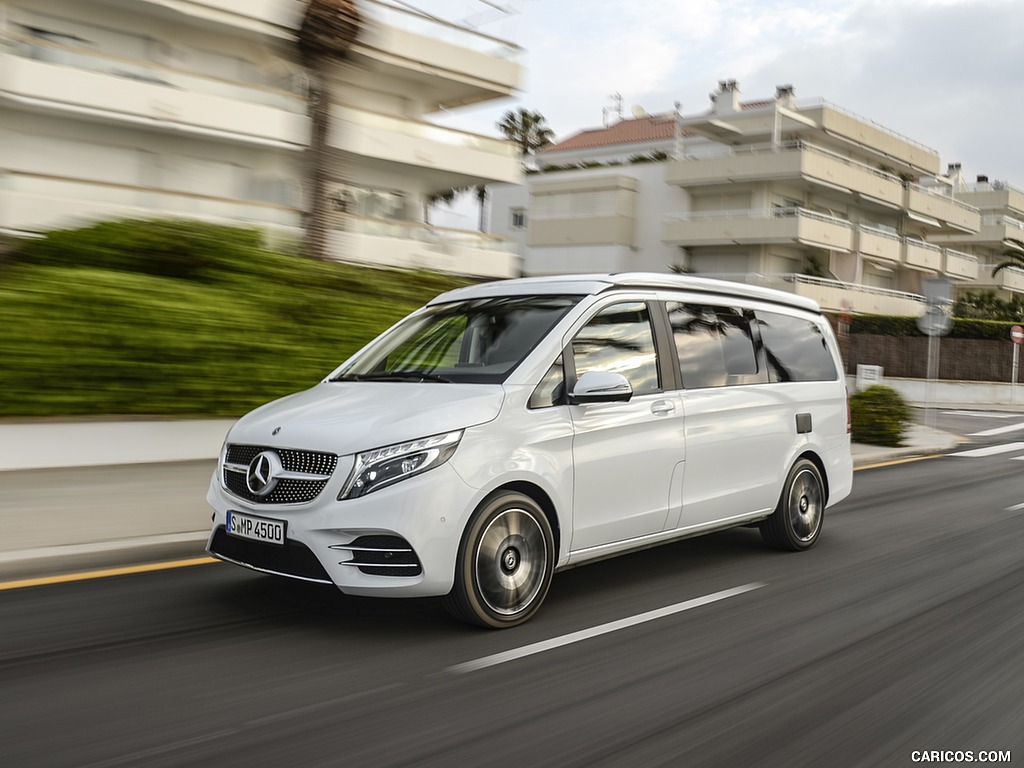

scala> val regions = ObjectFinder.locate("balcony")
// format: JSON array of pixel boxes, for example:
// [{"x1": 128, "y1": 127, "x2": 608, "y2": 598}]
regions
[
  {"x1": 699, "y1": 273, "x2": 925, "y2": 315},
  {"x1": 666, "y1": 142, "x2": 905, "y2": 208},
  {"x1": 972, "y1": 265, "x2": 1024, "y2": 295},
  {"x1": 955, "y1": 181, "x2": 1024, "y2": 218},
  {"x1": 857, "y1": 225, "x2": 902, "y2": 265},
  {"x1": 0, "y1": 172, "x2": 301, "y2": 234},
  {"x1": 902, "y1": 238, "x2": 942, "y2": 272},
  {"x1": 135, "y1": 0, "x2": 302, "y2": 37},
  {"x1": 352, "y1": 0, "x2": 522, "y2": 109},
  {"x1": 0, "y1": 35, "x2": 307, "y2": 147},
  {"x1": 942, "y1": 248, "x2": 979, "y2": 281},
  {"x1": 331, "y1": 214, "x2": 517, "y2": 279},
  {"x1": 331, "y1": 105, "x2": 519, "y2": 186},
  {"x1": 904, "y1": 184, "x2": 980, "y2": 234},
  {"x1": 662, "y1": 207, "x2": 854, "y2": 251}
]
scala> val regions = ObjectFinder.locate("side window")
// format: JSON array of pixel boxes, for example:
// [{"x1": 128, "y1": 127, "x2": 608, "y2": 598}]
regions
[
  {"x1": 667, "y1": 302, "x2": 764, "y2": 389},
  {"x1": 756, "y1": 311, "x2": 838, "y2": 382},
  {"x1": 571, "y1": 302, "x2": 660, "y2": 395},
  {"x1": 528, "y1": 355, "x2": 565, "y2": 409}
]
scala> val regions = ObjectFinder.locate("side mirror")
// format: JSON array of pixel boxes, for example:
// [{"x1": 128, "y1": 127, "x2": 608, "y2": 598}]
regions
[{"x1": 570, "y1": 370, "x2": 633, "y2": 404}]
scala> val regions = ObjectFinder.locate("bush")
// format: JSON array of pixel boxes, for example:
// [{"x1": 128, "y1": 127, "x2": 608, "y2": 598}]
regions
[{"x1": 850, "y1": 385, "x2": 913, "y2": 446}]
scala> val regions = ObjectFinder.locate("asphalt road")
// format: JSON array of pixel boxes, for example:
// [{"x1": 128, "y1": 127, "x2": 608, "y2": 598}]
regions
[{"x1": 1, "y1": 412, "x2": 1023, "y2": 768}]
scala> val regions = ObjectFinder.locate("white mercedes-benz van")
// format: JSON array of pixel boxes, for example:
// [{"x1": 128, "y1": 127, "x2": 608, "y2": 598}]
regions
[{"x1": 207, "y1": 273, "x2": 852, "y2": 627}]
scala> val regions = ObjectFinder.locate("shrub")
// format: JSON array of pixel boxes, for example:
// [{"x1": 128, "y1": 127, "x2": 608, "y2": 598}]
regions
[{"x1": 850, "y1": 385, "x2": 913, "y2": 446}]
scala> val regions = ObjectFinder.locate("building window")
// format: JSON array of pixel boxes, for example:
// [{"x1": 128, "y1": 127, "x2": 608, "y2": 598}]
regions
[{"x1": 511, "y1": 208, "x2": 527, "y2": 229}]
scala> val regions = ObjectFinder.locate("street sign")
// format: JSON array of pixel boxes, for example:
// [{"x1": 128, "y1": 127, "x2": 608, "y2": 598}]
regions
[
  {"x1": 1012, "y1": 325, "x2": 1024, "y2": 345},
  {"x1": 917, "y1": 306, "x2": 952, "y2": 337}
]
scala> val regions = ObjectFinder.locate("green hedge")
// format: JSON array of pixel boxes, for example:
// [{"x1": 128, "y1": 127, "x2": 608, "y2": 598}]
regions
[
  {"x1": 1, "y1": 220, "x2": 472, "y2": 417},
  {"x1": 850, "y1": 385, "x2": 912, "y2": 446},
  {"x1": 849, "y1": 314, "x2": 1018, "y2": 341}
]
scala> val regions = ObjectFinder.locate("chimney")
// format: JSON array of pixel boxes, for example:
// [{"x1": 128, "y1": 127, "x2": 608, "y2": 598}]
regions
[
  {"x1": 775, "y1": 84, "x2": 796, "y2": 109},
  {"x1": 711, "y1": 79, "x2": 741, "y2": 114},
  {"x1": 946, "y1": 163, "x2": 964, "y2": 189}
]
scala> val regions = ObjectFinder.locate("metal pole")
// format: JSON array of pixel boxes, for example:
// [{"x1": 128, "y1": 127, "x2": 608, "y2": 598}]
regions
[
  {"x1": 1013, "y1": 344, "x2": 1019, "y2": 406},
  {"x1": 926, "y1": 334, "x2": 939, "y2": 428}
]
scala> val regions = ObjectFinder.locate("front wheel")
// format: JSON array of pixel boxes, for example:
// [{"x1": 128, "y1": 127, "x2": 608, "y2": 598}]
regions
[
  {"x1": 760, "y1": 458, "x2": 825, "y2": 551},
  {"x1": 444, "y1": 491, "x2": 554, "y2": 629}
]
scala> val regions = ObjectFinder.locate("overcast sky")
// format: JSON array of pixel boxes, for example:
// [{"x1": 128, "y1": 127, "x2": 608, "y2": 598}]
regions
[{"x1": 429, "y1": 0, "x2": 1024, "y2": 188}]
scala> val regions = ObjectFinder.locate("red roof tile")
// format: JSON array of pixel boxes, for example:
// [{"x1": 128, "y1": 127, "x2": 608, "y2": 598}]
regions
[
  {"x1": 540, "y1": 114, "x2": 677, "y2": 154},
  {"x1": 541, "y1": 99, "x2": 778, "y2": 155}
]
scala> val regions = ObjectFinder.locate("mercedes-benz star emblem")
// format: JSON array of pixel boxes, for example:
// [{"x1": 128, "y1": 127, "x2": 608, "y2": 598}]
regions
[{"x1": 246, "y1": 451, "x2": 283, "y2": 497}]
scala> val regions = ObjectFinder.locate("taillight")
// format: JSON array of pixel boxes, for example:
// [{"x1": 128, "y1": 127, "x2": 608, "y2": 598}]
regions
[{"x1": 845, "y1": 388, "x2": 852, "y2": 434}]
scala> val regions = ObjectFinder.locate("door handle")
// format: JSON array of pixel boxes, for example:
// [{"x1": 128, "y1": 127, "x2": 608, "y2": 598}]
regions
[{"x1": 650, "y1": 400, "x2": 676, "y2": 415}]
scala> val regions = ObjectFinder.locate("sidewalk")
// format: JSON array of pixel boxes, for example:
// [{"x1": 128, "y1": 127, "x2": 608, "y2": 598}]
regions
[{"x1": 0, "y1": 419, "x2": 963, "y2": 581}]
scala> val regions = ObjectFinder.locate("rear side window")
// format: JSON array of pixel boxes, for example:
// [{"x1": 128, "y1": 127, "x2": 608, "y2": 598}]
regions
[
  {"x1": 755, "y1": 311, "x2": 838, "y2": 382},
  {"x1": 667, "y1": 303, "x2": 765, "y2": 389}
]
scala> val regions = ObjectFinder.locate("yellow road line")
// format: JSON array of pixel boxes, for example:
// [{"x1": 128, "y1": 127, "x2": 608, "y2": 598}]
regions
[
  {"x1": 0, "y1": 556, "x2": 218, "y2": 592},
  {"x1": 855, "y1": 454, "x2": 945, "y2": 471}
]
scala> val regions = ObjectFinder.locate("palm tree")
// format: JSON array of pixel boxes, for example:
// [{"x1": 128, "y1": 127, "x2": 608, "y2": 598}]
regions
[
  {"x1": 298, "y1": 0, "x2": 361, "y2": 260},
  {"x1": 498, "y1": 108, "x2": 554, "y2": 162},
  {"x1": 991, "y1": 237, "x2": 1024, "y2": 279}
]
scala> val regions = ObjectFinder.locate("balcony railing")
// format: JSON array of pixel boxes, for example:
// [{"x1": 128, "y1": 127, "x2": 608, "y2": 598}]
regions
[
  {"x1": 903, "y1": 237, "x2": 942, "y2": 271},
  {"x1": 361, "y1": 0, "x2": 523, "y2": 61},
  {"x1": 943, "y1": 248, "x2": 979, "y2": 280},
  {"x1": 961, "y1": 180, "x2": 1024, "y2": 195},
  {"x1": 1, "y1": 171, "x2": 301, "y2": 229},
  {"x1": 340, "y1": 214, "x2": 515, "y2": 254},
  {"x1": 337, "y1": 105, "x2": 516, "y2": 159},
  {"x1": 794, "y1": 98, "x2": 939, "y2": 156},
  {"x1": 695, "y1": 272, "x2": 925, "y2": 313},
  {"x1": 676, "y1": 139, "x2": 901, "y2": 183},
  {"x1": 662, "y1": 207, "x2": 854, "y2": 250},
  {"x1": 2, "y1": 32, "x2": 305, "y2": 113},
  {"x1": 906, "y1": 182, "x2": 980, "y2": 218},
  {"x1": 982, "y1": 215, "x2": 1024, "y2": 234}
]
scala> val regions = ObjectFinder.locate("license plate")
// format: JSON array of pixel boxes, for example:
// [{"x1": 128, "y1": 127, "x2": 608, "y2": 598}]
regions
[{"x1": 226, "y1": 511, "x2": 286, "y2": 546}]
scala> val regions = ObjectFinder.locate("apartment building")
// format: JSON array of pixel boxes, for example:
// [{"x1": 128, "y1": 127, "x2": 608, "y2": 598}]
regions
[
  {"x1": 931, "y1": 170, "x2": 1024, "y2": 300},
  {"x1": 491, "y1": 81, "x2": 999, "y2": 314},
  {"x1": 0, "y1": 0, "x2": 521, "y2": 277}
]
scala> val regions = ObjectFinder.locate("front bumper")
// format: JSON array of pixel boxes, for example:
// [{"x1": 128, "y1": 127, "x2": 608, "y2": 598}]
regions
[{"x1": 206, "y1": 461, "x2": 479, "y2": 598}]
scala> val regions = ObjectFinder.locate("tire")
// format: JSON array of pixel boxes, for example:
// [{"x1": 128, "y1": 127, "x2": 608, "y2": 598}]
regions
[
  {"x1": 444, "y1": 491, "x2": 555, "y2": 629},
  {"x1": 760, "y1": 458, "x2": 825, "y2": 551}
]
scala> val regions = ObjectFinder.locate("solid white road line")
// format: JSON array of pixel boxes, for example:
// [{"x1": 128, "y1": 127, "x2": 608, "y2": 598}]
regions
[
  {"x1": 969, "y1": 422, "x2": 1024, "y2": 437},
  {"x1": 446, "y1": 582, "x2": 766, "y2": 674},
  {"x1": 942, "y1": 411, "x2": 1015, "y2": 419},
  {"x1": 949, "y1": 442, "x2": 1024, "y2": 458},
  {"x1": 1006, "y1": 502, "x2": 1024, "y2": 512}
]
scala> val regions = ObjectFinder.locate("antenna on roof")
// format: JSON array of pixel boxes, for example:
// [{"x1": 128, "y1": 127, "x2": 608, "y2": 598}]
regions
[{"x1": 602, "y1": 92, "x2": 623, "y2": 126}]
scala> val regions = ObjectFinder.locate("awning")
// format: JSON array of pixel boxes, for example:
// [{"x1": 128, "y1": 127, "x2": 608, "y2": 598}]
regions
[{"x1": 906, "y1": 211, "x2": 941, "y2": 228}]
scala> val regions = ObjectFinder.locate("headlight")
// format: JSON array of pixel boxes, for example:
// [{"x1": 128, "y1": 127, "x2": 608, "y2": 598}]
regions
[{"x1": 339, "y1": 430, "x2": 463, "y2": 500}]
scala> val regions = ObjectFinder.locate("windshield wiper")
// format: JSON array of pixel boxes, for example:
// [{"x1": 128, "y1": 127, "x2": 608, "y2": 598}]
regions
[{"x1": 333, "y1": 371, "x2": 452, "y2": 384}]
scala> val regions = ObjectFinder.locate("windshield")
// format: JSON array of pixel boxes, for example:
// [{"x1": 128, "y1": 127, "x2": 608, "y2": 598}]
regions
[{"x1": 333, "y1": 295, "x2": 581, "y2": 384}]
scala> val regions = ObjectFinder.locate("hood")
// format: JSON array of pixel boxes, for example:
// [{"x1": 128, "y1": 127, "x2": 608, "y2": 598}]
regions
[{"x1": 227, "y1": 382, "x2": 505, "y2": 455}]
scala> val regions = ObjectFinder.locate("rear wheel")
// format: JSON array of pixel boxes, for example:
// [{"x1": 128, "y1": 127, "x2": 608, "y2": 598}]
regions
[
  {"x1": 760, "y1": 458, "x2": 824, "y2": 551},
  {"x1": 444, "y1": 491, "x2": 554, "y2": 628}
]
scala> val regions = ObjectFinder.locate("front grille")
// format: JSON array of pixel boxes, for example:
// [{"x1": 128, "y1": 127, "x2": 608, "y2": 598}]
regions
[
  {"x1": 333, "y1": 535, "x2": 422, "y2": 577},
  {"x1": 222, "y1": 444, "x2": 338, "y2": 504},
  {"x1": 209, "y1": 527, "x2": 332, "y2": 583}
]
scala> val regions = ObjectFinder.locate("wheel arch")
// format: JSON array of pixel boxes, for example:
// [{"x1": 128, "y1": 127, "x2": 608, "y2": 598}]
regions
[
  {"x1": 479, "y1": 480, "x2": 561, "y2": 558},
  {"x1": 796, "y1": 449, "x2": 829, "y2": 506}
]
